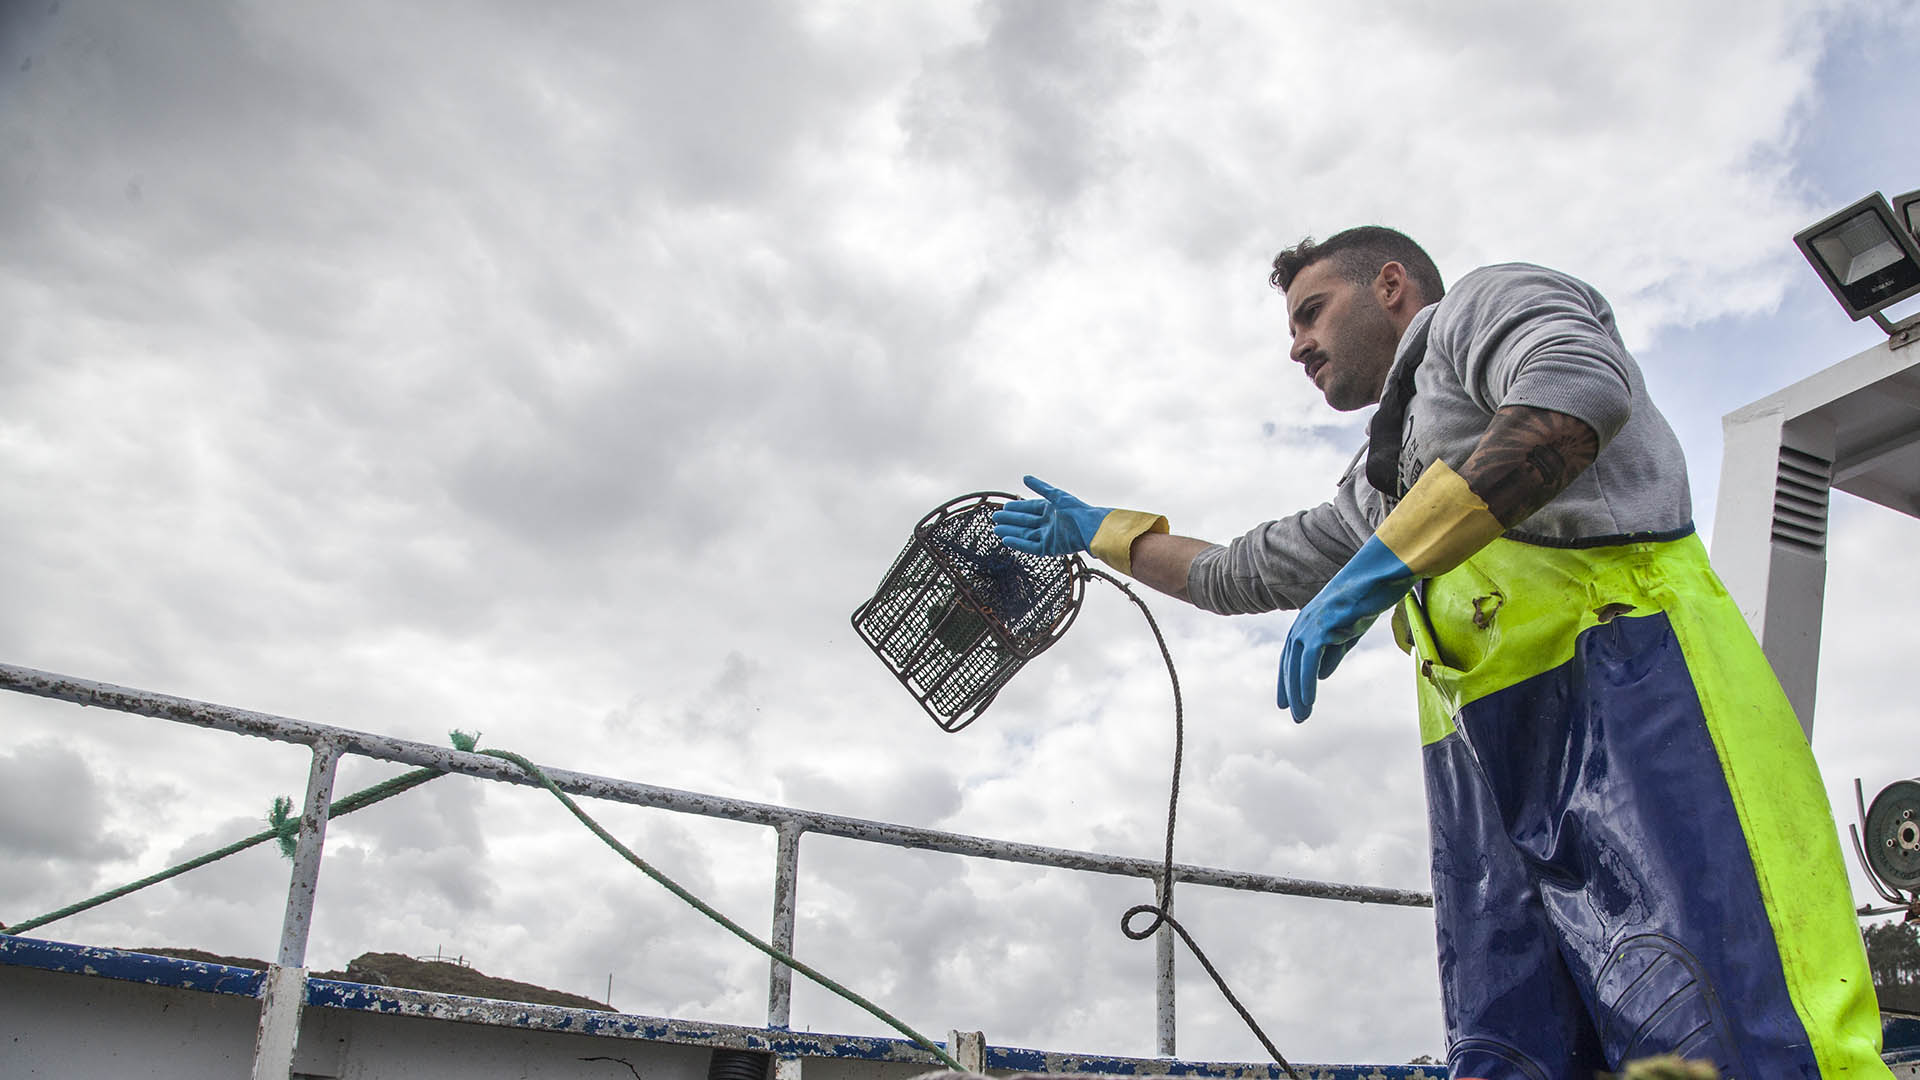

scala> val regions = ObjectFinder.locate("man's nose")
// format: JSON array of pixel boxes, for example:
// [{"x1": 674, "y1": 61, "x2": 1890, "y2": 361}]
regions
[{"x1": 1290, "y1": 336, "x2": 1314, "y2": 363}]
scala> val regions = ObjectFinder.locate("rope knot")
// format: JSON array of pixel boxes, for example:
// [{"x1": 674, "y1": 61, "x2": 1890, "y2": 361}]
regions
[{"x1": 266, "y1": 796, "x2": 299, "y2": 858}]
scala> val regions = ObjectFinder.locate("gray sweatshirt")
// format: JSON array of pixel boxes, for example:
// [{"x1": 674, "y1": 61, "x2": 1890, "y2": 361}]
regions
[{"x1": 1186, "y1": 263, "x2": 1693, "y2": 615}]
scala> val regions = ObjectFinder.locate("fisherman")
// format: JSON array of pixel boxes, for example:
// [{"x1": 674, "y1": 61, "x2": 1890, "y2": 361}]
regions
[{"x1": 993, "y1": 226, "x2": 1889, "y2": 1079}]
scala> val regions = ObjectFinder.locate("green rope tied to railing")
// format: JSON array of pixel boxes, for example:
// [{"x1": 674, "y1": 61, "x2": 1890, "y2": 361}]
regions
[
  {"x1": 0, "y1": 730, "x2": 966, "y2": 1071},
  {"x1": 475, "y1": 746, "x2": 965, "y2": 1072},
  {"x1": 0, "y1": 732, "x2": 472, "y2": 937}
]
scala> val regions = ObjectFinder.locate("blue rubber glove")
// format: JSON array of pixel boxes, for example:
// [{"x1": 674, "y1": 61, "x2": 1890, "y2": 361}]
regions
[
  {"x1": 1278, "y1": 460, "x2": 1505, "y2": 722},
  {"x1": 1276, "y1": 535, "x2": 1416, "y2": 723},
  {"x1": 992, "y1": 476, "x2": 1113, "y2": 556}
]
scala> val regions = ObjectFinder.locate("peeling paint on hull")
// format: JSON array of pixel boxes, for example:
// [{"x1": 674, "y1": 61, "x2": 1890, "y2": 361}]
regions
[{"x1": 2, "y1": 936, "x2": 1444, "y2": 1078}]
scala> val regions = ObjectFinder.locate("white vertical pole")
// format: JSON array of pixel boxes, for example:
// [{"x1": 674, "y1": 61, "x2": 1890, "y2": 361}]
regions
[
  {"x1": 767, "y1": 821, "x2": 803, "y2": 1028},
  {"x1": 947, "y1": 1029, "x2": 986, "y2": 1072},
  {"x1": 252, "y1": 739, "x2": 342, "y2": 1080},
  {"x1": 1155, "y1": 875, "x2": 1175, "y2": 1057}
]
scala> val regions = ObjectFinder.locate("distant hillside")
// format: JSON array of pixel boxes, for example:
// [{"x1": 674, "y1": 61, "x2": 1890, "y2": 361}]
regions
[{"x1": 128, "y1": 947, "x2": 613, "y2": 1012}]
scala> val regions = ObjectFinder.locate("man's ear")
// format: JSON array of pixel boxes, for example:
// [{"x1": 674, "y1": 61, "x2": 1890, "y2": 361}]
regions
[{"x1": 1374, "y1": 261, "x2": 1411, "y2": 311}]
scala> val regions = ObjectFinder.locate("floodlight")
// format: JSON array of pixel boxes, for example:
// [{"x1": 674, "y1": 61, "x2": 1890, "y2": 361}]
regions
[
  {"x1": 1895, "y1": 188, "x2": 1920, "y2": 245},
  {"x1": 1794, "y1": 191, "x2": 1920, "y2": 332}
]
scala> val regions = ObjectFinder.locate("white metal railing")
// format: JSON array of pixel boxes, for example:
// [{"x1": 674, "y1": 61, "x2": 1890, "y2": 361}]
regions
[{"x1": 0, "y1": 662, "x2": 1431, "y2": 1078}]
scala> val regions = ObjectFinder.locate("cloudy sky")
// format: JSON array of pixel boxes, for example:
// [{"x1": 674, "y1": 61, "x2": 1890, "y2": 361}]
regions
[{"x1": 3, "y1": 0, "x2": 1919, "y2": 1067}]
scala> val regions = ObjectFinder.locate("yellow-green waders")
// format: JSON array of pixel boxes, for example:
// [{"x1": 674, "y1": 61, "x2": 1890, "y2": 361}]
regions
[{"x1": 1393, "y1": 531, "x2": 1889, "y2": 1079}]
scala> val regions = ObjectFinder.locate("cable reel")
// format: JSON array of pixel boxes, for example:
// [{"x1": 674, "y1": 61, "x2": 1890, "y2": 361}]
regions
[
  {"x1": 1850, "y1": 777, "x2": 1920, "y2": 917},
  {"x1": 1859, "y1": 778, "x2": 1920, "y2": 891}
]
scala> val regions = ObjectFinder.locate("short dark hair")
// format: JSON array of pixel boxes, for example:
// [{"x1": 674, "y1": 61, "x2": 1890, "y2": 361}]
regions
[{"x1": 1268, "y1": 226, "x2": 1445, "y2": 304}]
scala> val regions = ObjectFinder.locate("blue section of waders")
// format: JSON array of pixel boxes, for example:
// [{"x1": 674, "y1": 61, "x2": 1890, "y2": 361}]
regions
[{"x1": 1424, "y1": 610, "x2": 1822, "y2": 1079}]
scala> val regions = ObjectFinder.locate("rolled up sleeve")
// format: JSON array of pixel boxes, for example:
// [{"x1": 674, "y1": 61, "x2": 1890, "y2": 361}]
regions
[{"x1": 1435, "y1": 264, "x2": 1635, "y2": 445}]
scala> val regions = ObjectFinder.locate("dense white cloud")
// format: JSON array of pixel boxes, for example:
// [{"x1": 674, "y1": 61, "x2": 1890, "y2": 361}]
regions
[{"x1": 2, "y1": 0, "x2": 1915, "y2": 1068}]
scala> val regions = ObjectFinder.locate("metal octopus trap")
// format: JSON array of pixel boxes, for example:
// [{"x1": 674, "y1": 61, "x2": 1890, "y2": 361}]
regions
[{"x1": 851, "y1": 491, "x2": 1086, "y2": 732}]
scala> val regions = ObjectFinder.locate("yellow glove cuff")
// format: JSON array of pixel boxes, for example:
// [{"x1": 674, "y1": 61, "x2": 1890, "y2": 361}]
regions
[
  {"x1": 1374, "y1": 460, "x2": 1503, "y2": 578},
  {"x1": 1089, "y1": 509, "x2": 1170, "y2": 576}
]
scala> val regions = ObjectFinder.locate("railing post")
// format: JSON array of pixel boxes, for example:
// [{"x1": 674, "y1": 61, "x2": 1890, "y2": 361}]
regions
[
  {"x1": 948, "y1": 1029, "x2": 986, "y2": 1072},
  {"x1": 252, "y1": 738, "x2": 342, "y2": 1080},
  {"x1": 767, "y1": 820, "x2": 804, "y2": 1028},
  {"x1": 1155, "y1": 873, "x2": 1175, "y2": 1057}
]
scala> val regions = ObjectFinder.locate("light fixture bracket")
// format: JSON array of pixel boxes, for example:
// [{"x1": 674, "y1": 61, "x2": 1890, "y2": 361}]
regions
[{"x1": 1877, "y1": 309, "x2": 1920, "y2": 351}]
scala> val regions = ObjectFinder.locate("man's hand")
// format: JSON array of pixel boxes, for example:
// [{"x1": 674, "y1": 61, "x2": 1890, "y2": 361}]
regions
[
  {"x1": 1279, "y1": 459, "x2": 1504, "y2": 722},
  {"x1": 1276, "y1": 536, "x2": 1416, "y2": 722},
  {"x1": 995, "y1": 477, "x2": 1172, "y2": 576},
  {"x1": 992, "y1": 476, "x2": 1114, "y2": 556}
]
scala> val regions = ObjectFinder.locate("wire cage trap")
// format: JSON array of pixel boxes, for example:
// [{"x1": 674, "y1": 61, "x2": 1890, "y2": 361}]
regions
[{"x1": 851, "y1": 491, "x2": 1086, "y2": 732}]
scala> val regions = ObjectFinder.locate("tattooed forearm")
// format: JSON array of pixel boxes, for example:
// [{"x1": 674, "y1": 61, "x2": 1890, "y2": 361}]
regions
[{"x1": 1457, "y1": 405, "x2": 1601, "y2": 526}]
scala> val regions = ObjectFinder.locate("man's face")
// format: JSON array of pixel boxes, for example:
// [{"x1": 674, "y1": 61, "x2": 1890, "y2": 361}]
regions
[{"x1": 1284, "y1": 259, "x2": 1402, "y2": 412}]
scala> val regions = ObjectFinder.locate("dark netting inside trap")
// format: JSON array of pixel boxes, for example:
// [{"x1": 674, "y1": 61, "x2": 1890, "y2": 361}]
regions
[{"x1": 851, "y1": 492, "x2": 1085, "y2": 731}]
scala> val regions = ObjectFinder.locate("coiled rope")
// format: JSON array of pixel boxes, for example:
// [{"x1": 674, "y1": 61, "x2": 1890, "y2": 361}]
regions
[{"x1": 1083, "y1": 568, "x2": 1299, "y2": 1080}]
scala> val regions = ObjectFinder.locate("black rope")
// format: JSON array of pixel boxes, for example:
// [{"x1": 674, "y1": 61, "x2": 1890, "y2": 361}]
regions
[{"x1": 1083, "y1": 567, "x2": 1300, "y2": 1080}]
